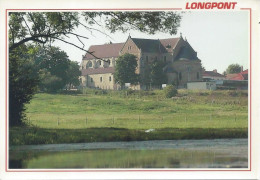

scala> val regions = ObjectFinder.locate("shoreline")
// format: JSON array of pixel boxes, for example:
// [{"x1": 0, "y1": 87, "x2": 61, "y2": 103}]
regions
[{"x1": 10, "y1": 127, "x2": 248, "y2": 146}]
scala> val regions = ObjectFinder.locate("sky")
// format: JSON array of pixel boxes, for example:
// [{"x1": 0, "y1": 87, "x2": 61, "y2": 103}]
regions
[{"x1": 55, "y1": 11, "x2": 249, "y2": 74}]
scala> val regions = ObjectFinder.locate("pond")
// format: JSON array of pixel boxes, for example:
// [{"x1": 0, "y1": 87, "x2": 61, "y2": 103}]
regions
[{"x1": 9, "y1": 138, "x2": 248, "y2": 169}]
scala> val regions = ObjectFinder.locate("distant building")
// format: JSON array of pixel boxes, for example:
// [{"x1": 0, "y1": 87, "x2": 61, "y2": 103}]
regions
[
  {"x1": 226, "y1": 69, "x2": 248, "y2": 81},
  {"x1": 80, "y1": 35, "x2": 203, "y2": 90},
  {"x1": 216, "y1": 69, "x2": 248, "y2": 90},
  {"x1": 187, "y1": 81, "x2": 216, "y2": 90},
  {"x1": 202, "y1": 69, "x2": 226, "y2": 81}
]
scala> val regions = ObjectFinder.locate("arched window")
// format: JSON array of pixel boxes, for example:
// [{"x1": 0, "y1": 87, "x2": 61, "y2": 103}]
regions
[
  {"x1": 86, "y1": 61, "x2": 92, "y2": 68},
  {"x1": 97, "y1": 60, "x2": 101, "y2": 67}
]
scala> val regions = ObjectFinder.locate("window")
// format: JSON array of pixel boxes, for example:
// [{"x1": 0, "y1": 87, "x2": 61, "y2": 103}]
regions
[
  {"x1": 91, "y1": 78, "x2": 93, "y2": 83},
  {"x1": 197, "y1": 72, "x2": 200, "y2": 79},
  {"x1": 86, "y1": 61, "x2": 92, "y2": 68},
  {"x1": 99, "y1": 61, "x2": 101, "y2": 65},
  {"x1": 109, "y1": 76, "x2": 112, "y2": 81},
  {"x1": 108, "y1": 60, "x2": 111, "y2": 65},
  {"x1": 100, "y1": 77, "x2": 102, "y2": 82},
  {"x1": 179, "y1": 72, "x2": 182, "y2": 80}
]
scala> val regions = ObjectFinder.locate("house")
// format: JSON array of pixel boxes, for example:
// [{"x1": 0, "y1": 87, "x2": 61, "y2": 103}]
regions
[
  {"x1": 226, "y1": 69, "x2": 248, "y2": 81},
  {"x1": 80, "y1": 35, "x2": 203, "y2": 90},
  {"x1": 202, "y1": 69, "x2": 226, "y2": 81},
  {"x1": 221, "y1": 69, "x2": 248, "y2": 90}
]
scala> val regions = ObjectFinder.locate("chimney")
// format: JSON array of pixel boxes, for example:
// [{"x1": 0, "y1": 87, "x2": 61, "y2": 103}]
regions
[
  {"x1": 213, "y1": 69, "x2": 217, "y2": 73},
  {"x1": 241, "y1": 66, "x2": 243, "y2": 72}
]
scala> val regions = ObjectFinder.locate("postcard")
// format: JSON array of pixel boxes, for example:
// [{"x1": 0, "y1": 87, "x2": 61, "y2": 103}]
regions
[{"x1": 0, "y1": 0, "x2": 259, "y2": 179}]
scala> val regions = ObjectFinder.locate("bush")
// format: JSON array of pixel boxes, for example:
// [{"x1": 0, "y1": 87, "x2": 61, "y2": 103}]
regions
[{"x1": 164, "y1": 85, "x2": 178, "y2": 98}]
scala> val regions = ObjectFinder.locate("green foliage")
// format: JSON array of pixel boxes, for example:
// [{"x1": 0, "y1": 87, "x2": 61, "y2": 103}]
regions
[
  {"x1": 9, "y1": 12, "x2": 181, "y2": 51},
  {"x1": 35, "y1": 46, "x2": 74, "y2": 92},
  {"x1": 150, "y1": 60, "x2": 167, "y2": 86},
  {"x1": 9, "y1": 45, "x2": 39, "y2": 126},
  {"x1": 66, "y1": 61, "x2": 81, "y2": 88},
  {"x1": 164, "y1": 85, "x2": 178, "y2": 98},
  {"x1": 114, "y1": 53, "x2": 139, "y2": 87},
  {"x1": 226, "y1": 63, "x2": 242, "y2": 74}
]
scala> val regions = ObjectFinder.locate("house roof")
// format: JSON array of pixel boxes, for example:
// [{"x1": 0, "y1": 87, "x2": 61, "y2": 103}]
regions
[
  {"x1": 81, "y1": 67, "x2": 115, "y2": 75},
  {"x1": 83, "y1": 43, "x2": 124, "y2": 60},
  {"x1": 131, "y1": 38, "x2": 167, "y2": 53},
  {"x1": 203, "y1": 71, "x2": 226, "y2": 77},
  {"x1": 159, "y1": 38, "x2": 180, "y2": 53},
  {"x1": 226, "y1": 70, "x2": 248, "y2": 80},
  {"x1": 83, "y1": 37, "x2": 182, "y2": 60}
]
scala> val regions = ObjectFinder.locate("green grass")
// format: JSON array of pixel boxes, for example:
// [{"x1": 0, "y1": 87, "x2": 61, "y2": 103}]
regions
[{"x1": 10, "y1": 89, "x2": 248, "y2": 145}]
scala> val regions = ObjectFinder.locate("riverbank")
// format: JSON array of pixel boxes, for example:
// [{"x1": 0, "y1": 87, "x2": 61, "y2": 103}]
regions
[{"x1": 10, "y1": 127, "x2": 247, "y2": 145}]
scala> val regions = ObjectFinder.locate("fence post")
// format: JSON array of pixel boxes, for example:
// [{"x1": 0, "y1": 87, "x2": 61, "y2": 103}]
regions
[
  {"x1": 85, "y1": 117, "x2": 88, "y2": 125},
  {"x1": 57, "y1": 116, "x2": 60, "y2": 126}
]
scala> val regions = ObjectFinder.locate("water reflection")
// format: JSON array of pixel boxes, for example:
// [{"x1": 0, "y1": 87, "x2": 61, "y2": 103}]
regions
[{"x1": 9, "y1": 139, "x2": 248, "y2": 169}]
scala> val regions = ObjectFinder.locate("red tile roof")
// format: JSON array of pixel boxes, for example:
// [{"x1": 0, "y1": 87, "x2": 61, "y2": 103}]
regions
[
  {"x1": 81, "y1": 67, "x2": 115, "y2": 75},
  {"x1": 159, "y1": 38, "x2": 180, "y2": 53},
  {"x1": 227, "y1": 70, "x2": 248, "y2": 80},
  {"x1": 203, "y1": 71, "x2": 226, "y2": 77},
  {"x1": 84, "y1": 43, "x2": 124, "y2": 60}
]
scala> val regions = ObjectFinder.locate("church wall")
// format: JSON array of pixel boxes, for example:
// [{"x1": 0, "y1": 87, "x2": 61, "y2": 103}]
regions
[
  {"x1": 120, "y1": 38, "x2": 141, "y2": 74},
  {"x1": 85, "y1": 73, "x2": 114, "y2": 90},
  {"x1": 171, "y1": 60, "x2": 203, "y2": 87}
]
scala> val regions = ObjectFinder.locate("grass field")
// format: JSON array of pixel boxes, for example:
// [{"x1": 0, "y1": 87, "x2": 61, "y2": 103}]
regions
[{"x1": 9, "y1": 89, "x2": 248, "y2": 145}]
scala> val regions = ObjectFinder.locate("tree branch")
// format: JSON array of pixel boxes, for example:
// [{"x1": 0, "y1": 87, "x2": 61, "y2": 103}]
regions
[
  {"x1": 51, "y1": 36, "x2": 109, "y2": 62},
  {"x1": 22, "y1": 16, "x2": 33, "y2": 36}
]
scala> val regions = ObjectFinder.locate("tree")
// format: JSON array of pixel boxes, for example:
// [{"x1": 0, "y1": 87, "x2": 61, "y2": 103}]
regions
[
  {"x1": 150, "y1": 61, "x2": 168, "y2": 87},
  {"x1": 9, "y1": 12, "x2": 181, "y2": 54},
  {"x1": 66, "y1": 61, "x2": 81, "y2": 89},
  {"x1": 35, "y1": 46, "x2": 70, "y2": 92},
  {"x1": 8, "y1": 12, "x2": 182, "y2": 126},
  {"x1": 35, "y1": 47, "x2": 81, "y2": 92},
  {"x1": 114, "y1": 53, "x2": 139, "y2": 87},
  {"x1": 9, "y1": 45, "x2": 39, "y2": 126},
  {"x1": 226, "y1": 64, "x2": 243, "y2": 74}
]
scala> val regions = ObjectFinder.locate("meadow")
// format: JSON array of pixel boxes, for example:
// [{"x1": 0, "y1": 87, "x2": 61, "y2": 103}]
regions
[{"x1": 9, "y1": 89, "x2": 248, "y2": 145}]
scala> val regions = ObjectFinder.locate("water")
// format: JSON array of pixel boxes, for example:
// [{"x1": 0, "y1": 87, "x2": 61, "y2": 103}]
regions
[{"x1": 9, "y1": 138, "x2": 248, "y2": 169}]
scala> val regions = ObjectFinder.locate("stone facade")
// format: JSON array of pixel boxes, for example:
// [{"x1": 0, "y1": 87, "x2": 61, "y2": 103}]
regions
[{"x1": 80, "y1": 35, "x2": 203, "y2": 90}]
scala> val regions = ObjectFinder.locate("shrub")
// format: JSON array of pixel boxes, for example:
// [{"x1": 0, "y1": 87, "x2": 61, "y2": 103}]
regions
[{"x1": 164, "y1": 85, "x2": 178, "y2": 98}]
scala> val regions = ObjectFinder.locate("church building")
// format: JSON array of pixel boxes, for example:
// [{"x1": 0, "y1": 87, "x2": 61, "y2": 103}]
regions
[{"x1": 80, "y1": 35, "x2": 203, "y2": 90}]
